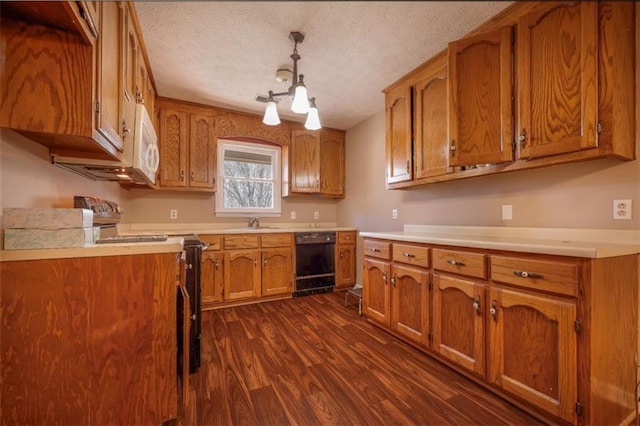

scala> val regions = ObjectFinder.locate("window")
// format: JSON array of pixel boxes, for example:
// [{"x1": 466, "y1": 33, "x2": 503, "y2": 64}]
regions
[{"x1": 215, "y1": 139, "x2": 281, "y2": 216}]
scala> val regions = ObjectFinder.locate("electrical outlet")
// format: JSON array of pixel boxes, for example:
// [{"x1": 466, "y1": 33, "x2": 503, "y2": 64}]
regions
[
  {"x1": 613, "y1": 199, "x2": 632, "y2": 220},
  {"x1": 313, "y1": 211, "x2": 319, "y2": 220},
  {"x1": 392, "y1": 209, "x2": 398, "y2": 220},
  {"x1": 170, "y1": 209, "x2": 178, "y2": 220},
  {"x1": 502, "y1": 205, "x2": 513, "y2": 220},
  {"x1": 291, "y1": 211, "x2": 296, "y2": 220}
]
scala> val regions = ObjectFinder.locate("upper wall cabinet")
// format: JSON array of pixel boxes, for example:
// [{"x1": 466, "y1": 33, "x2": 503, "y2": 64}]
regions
[
  {"x1": 384, "y1": 1, "x2": 636, "y2": 190},
  {"x1": 157, "y1": 100, "x2": 217, "y2": 191},
  {"x1": 384, "y1": 84, "x2": 413, "y2": 184},
  {"x1": 284, "y1": 128, "x2": 346, "y2": 198},
  {"x1": 448, "y1": 26, "x2": 514, "y2": 167},
  {"x1": 516, "y1": 1, "x2": 597, "y2": 159},
  {"x1": 0, "y1": 1, "x2": 156, "y2": 162}
]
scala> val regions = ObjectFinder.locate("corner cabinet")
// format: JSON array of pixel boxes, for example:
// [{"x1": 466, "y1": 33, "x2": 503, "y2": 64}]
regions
[
  {"x1": 384, "y1": 1, "x2": 636, "y2": 189},
  {"x1": 157, "y1": 99, "x2": 217, "y2": 191},
  {"x1": 284, "y1": 128, "x2": 346, "y2": 198},
  {"x1": 362, "y1": 237, "x2": 638, "y2": 425}
]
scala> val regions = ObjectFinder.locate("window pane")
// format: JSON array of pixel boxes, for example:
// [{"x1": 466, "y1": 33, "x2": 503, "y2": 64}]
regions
[
  {"x1": 223, "y1": 179, "x2": 273, "y2": 208},
  {"x1": 223, "y1": 149, "x2": 273, "y2": 179}
]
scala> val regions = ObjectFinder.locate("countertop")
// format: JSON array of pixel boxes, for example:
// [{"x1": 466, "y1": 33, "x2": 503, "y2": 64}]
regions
[
  {"x1": 0, "y1": 237, "x2": 185, "y2": 262},
  {"x1": 359, "y1": 225, "x2": 640, "y2": 259}
]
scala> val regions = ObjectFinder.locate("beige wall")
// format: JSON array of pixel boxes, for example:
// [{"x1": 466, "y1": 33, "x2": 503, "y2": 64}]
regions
[
  {"x1": 0, "y1": 129, "x2": 131, "y2": 220},
  {"x1": 0, "y1": 128, "x2": 337, "y2": 227}
]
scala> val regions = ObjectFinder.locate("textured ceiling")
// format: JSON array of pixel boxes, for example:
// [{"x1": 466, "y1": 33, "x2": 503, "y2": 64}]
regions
[{"x1": 134, "y1": 1, "x2": 513, "y2": 130}]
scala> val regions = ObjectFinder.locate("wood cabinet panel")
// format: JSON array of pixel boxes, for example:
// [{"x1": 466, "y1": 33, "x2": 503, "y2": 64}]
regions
[
  {"x1": 0, "y1": 253, "x2": 177, "y2": 424},
  {"x1": 363, "y1": 258, "x2": 390, "y2": 325},
  {"x1": 449, "y1": 26, "x2": 513, "y2": 167},
  {"x1": 201, "y1": 251, "x2": 224, "y2": 306},
  {"x1": 413, "y1": 60, "x2": 451, "y2": 179},
  {"x1": 261, "y1": 233, "x2": 293, "y2": 248},
  {"x1": 433, "y1": 274, "x2": 485, "y2": 376},
  {"x1": 290, "y1": 130, "x2": 320, "y2": 193},
  {"x1": 159, "y1": 109, "x2": 189, "y2": 187},
  {"x1": 338, "y1": 231, "x2": 356, "y2": 245},
  {"x1": 223, "y1": 235, "x2": 259, "y2": 250},
  {"x1": 488, "y1": 287, "x2": 576, "y2": 423},
  {"x1": 390, "y1": 264, "x2": 429, "y2": 345},
  {"x1": 392, "y1": 243, "x2": 430, "y2": 268},
  {"x1": 224, "y1": 250, "x2": 260, "y2": 300},
  {"x1": 363, "y1": 240, "x2": 391, "y2": 260},
  {"x1": 261, "y1": 248, "x2": 293, "y2": 296},
  {"x1": 336, "y1": 244, "x2": 356, "y2": 288},
  {"x1": 189, "y1": 114, "x2": 216, "y2": 188},
  {"x1": 432, "y1": 248, "x2": 487, "y2": 279},
  {"x1": 490, "y1": 255, "x2": 579, "y2": 296},
  {"x1": 517, "y1": 1, "x2": 598, "y2": 159},
  {"x1": 198, "y1": 234, "x2": 221, "y2": 250},
  {"x1": 385, "y1": 84, "x2": 413, "y2": 184},
  {"x1": 319, "y1": 129, "x2": 345, "y2": 196}
]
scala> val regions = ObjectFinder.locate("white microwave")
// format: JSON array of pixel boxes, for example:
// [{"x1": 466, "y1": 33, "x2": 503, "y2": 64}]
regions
[{"x1": 53, "y1": 104, "x2": 160, "y2": 184}]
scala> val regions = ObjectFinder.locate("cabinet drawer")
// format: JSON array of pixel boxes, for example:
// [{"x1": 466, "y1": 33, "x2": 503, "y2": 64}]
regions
[
  {"x1": 491, "y1": 256, "x2": 578, "y2": 297},
  {"x1": 261, "y1": 233, "x2": 293, "y2": 248},
  {"x1": 223, "y1": 235, "x2": 259, "y2": 249},
  {"x1": 338, "y1": 231, "x2": 356, "y2": 244},
  {"x1": 392, "y1": 243, "x2": 430, "y2": 268},
  {"x1": 363, "y1": 239, "x2": 391, "y2": 260},
  {"x1": 198, "y1": 234, "x2": 221, "y2": 250},
  {"x1": 433, "y1": 248, "x2": 486, "y2": 279}
]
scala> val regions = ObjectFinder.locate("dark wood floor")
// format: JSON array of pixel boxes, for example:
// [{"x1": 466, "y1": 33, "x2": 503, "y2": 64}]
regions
[{"x1": 176, "y1": 291, "x2": 542, "y2": 425}]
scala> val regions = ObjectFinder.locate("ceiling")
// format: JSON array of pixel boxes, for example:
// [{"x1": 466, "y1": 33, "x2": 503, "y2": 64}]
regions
[{"x1": 134, "y1": 1, "x2": 513, "y2": 130}]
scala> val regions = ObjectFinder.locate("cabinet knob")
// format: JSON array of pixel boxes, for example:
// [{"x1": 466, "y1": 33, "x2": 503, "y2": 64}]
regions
[
  {"x1": 180, "y1": 171, "x2": 185, "y2": 181},
  {"x1": 449, "y1": 143, "x2": 456, "y2": 152},
  {"x1": 402, "y1": 252, "x2": 415, "y2": 258},
  {"x1": 390, "y1": 273, "x2": 397, "y2": 286},
  {"x1": 490, "y1": 300, "x2": 498, "y2": 320},
  {"x1": 382, "y1": 273, "x2": 387, "y2": 283},
  {"x1": 191, "y1": 172, "x2": 194, "y2": 182},
  {"x1": 513, "y1": 270, "x2": 543, "y2": 279},
  {"x1": 472, "y1": 296, "x2": 481, "y2": 313},
  {"x1": 263, "y1": 259, "x2": 268, "y2": 266},
  {"x1": 447, "y1": 259, "x2": 465, "y2": 267},
  {"x1": 122, "y1": 120, "x2": 131, "y2": 140}
]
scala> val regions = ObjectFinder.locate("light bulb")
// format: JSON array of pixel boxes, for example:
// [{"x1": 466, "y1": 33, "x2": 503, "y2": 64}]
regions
[{"x1": 262, "y1": 99, "x2": 280, "y2": 125}]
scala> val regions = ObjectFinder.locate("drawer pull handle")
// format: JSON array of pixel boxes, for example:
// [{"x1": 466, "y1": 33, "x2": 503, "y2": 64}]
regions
[
  {"x1": 514, "y1": 270, "x2": 543, "y2": 279},
  {"x1": 370, "y1": 248, "x2": 381, "y2": 253},
  {"x1": 382, "y1": 273, "x2": 388, "y2": 283},
  {"x1": 447, "y1": 259, "x2": 465, "y2": 266},
  {"x1": 402, "y1": 252, "x2": 415, "y2": 258},
  {"x1": 472, "y1": 296, "x2": 481, "y2": 313}
]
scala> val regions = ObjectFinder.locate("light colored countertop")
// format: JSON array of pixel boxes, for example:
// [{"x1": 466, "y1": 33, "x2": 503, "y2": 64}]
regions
[
  {"x1": 118, "y1": 222, "x2": 356, "y2": 236},
  {"x1": 0, "y1": 237, "x2": 185, "y2": 262},
  {"x1": 360, "y1": 225, "x2": 640, "y2": 259}
]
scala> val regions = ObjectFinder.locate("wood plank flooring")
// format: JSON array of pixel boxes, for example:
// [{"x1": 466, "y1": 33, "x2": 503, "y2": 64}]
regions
[{"x1": 174, "y1": 291, "x2": 542, "y2": 425}]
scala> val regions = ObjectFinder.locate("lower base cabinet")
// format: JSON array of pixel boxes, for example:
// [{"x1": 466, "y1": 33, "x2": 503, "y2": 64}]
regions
[
  {"x1": 363, "y1": 237, "x2": 638, "y2": 425},
  {"x1": 0, "y1": 252, "x2": 179, "y2": 425}
]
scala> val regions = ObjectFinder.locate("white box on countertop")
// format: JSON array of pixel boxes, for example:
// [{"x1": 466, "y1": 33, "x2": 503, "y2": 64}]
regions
[
  {"x1": 2, "y1": 208, "x2": 93, "y2": 229},
  {"x1": 3, "y1": 227, "x2": 99, "y2": 250}
]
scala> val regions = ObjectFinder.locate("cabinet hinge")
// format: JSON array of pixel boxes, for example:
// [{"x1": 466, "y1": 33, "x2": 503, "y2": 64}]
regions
[
  {"x1": 94, "y1": 101, "x2": 100, "y2": 115},
  {"x1": 574, "y1": 319, "x2": 582, "y2": 334},
  {"x1": 575, "y1": 401, "x2": 583, "y2": 416}
]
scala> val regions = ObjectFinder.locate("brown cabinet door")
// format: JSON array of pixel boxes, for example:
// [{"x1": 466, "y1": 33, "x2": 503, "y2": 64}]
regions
[
  {"x1": 261, "y1": 248, "x2": 293, "y2": 296},
  {"x1": 320, "y1": 129, "x2": 345, "y2": 196},
  {"x1": 390, "y1": 264, "x2": 429, "y2": 345},
  {"x1": 290, "y1": 130, "x2": 320, "y2": 193},
  {"x1": 94, "y1": 1, "x2": 125, "y2": 153},
  {"x1": 385, "y1": 84, "x2": 413, "y2": 184},
  {"x1": 448, "y1": 26, "x2": 513, "y2": 167},
  {"x1": 517, "y1": 2, "x2": 597, "y2": 159},
  {"x1": 159, "y1": 109, "x2": 188, "y2": 187},
  {"x1": 336, "y1": 244, "x2": 356, "y2": 288},
  {"x1": 432, "y1": 274, "x2": 485, "y2": 376},
  {"x1": 413, "y1": 58, "x2": 451, "y2": 179},
  {"x1": 488, "y1": 287, "x2": 576, "y2": 423},
  {"x1": 224, "y1": 250, "x2": 261, "y2": 300},
  {"x1": 120, "y1": 4, "x2": 138, "y2": 148},
  {"x1": 363, "y1": 258, "x2": 391, "y2": 325},
  {"x1": 189, "y1": 114, "x2": 216, "y2": 189},
  {"x1": 201, "y1": 251, "x2": 224, "y2": 306}
]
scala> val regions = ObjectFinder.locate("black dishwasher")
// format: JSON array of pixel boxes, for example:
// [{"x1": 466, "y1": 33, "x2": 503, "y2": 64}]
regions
[{"x1": 294, "y1": 232, "x2": 336, "y2": 296}]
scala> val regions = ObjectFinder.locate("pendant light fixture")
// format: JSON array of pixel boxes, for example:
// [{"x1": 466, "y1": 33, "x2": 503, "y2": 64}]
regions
[{"x1": 256, "y1": 31, "x2": 321, "y2": 130}]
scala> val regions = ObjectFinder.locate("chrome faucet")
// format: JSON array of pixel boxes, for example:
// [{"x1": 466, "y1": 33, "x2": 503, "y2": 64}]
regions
[{"x1": 248, "y1": 217, "x2": 260, "y2": 228}]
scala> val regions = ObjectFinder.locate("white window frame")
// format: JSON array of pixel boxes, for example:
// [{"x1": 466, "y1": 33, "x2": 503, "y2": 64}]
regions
[{"x1": 215, "y1": 139, "x2": 282, "y2": 217}]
